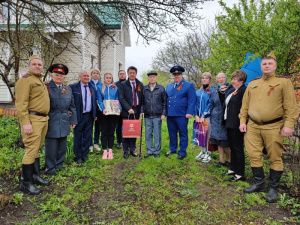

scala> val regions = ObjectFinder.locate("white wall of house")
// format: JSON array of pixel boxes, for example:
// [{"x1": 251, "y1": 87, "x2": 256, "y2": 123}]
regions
[{"x1": 0, "y1": 4, "x2": 130, "y2": 102}]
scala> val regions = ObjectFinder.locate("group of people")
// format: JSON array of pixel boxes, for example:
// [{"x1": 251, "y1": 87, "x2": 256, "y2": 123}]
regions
[{"x1": 15, "y1": 53, "x2": 298, "y2": 204}]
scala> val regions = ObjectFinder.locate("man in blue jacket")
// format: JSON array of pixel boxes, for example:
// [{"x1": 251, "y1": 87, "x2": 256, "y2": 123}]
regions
[
  {"x1": 70, "y1": 71, "x2": 97, "y2": 164},
  {"x1": 165, "y1": 66, "x2": 196, "y2": 160}
]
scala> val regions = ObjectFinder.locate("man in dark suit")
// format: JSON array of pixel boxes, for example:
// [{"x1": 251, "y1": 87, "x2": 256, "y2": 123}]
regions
[
  {"x1": 115, "y1": 70, "x2": 127, "y2": 149},
  {"x1": 70, "y1": 70, "x2": 97, "y2": 164},
  {"x1": 118, "y1": 66, "x2": 144, "y2": 159},
  {"x1": 45, "y1": 64, "x2": 77, "y2": 175}
]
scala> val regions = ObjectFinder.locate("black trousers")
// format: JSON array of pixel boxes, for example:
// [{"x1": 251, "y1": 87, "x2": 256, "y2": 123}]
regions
[
  {"x1": 122, "y1": 106, "x2": 140, "y2": 153},
  {"x1": 45, "y1": 136, "x2": 67, "y2": 174},
  {"x1": 101, "y1": 115, "x2": 119, "y2": 149},
  {"x1": 74, "y1": 113, "x2": 93, "y2": 160},
  {"x1": 227, "y1": 128, "x2": 245, "y2": 176},
  {"x1": 115, "y1": 116, "x2": 123, "y2": 144}
]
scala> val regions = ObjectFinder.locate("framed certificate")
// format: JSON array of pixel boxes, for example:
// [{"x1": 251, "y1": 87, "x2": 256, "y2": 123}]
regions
[{"x1": 103, "y1": 100, "x2": 119, "y2": 115}]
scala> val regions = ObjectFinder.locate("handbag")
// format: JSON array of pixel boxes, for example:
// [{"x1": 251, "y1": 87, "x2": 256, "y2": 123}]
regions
[
  {"x1": 208, "y1": 137, "x2": 218, "y2": 152},
  {"x1": 193, "y1": 121, "x2": 208, "y2": 147},
  {"x1": 122, "y1": 115, "x2": 141, "y2": 138}
]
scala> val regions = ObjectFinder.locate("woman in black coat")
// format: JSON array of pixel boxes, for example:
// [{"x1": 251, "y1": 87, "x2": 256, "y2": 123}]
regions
[{"x1": 222, "y1": 70, "x2": 247, "y2": 182}]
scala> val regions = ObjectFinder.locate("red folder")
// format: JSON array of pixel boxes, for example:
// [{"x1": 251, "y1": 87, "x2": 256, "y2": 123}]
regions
[{"x1": 122, "y1": 119, "x2": 141, "y2": 138}]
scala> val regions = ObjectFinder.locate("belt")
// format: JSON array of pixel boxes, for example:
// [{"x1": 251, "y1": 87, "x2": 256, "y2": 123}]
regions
[
  {"x1": 51, "y1": 110, "x2": 69, "y2": 113},
  {"x1": 250, "y1": 117, "x2": 283, "y2": 125},
  {"x1": 28, "y1": 110, "x2": 48, "y2": 117}
]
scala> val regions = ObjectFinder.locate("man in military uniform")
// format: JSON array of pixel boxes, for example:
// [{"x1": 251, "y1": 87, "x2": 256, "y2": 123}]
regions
[
  {"x1": 239, "y1": 53, "x2": 299, "y2": 203},
  {"x1": 165, "y1": 66, "x2": 196, "y2": 160},
  {"x1": 15, "y1": 55, "x2": 50, "y2": 195},
  {"x1": 44, "y1": 64, "x2": 77, "y2": 175}
]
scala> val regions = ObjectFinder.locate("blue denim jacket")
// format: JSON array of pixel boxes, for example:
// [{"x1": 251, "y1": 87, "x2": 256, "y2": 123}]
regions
[{"x1": 195, "y1": 86, "x2": 216, "y2": 117}]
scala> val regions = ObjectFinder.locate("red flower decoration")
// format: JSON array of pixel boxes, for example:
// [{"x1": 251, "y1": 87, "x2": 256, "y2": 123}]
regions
[
  {"x1": 267, "y1": 87, "x2": 275, "y2": 96},
  {"x1": 137, "y1": 85, "x2": 141, "y2": 92},
  {"x1": 206, "y1": 88, "x2": 210, "y2": 94},
  {"x1": 232, "y1": 91, "x2": 238, "y2": 96},
  {"x1": 177, "y1": 84, "x2": 183, "y2": 90},
  {"x1": 62, "y1": 88, "x2": 68, "y2": 95},
  {"x1": 112, "y1": 85, "x2": 116, "y2": 90}
]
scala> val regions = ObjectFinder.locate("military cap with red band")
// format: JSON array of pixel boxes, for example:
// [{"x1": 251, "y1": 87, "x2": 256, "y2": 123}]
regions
[{"x1": 49, "y1": 63, "x2": 69, "y2": 75}]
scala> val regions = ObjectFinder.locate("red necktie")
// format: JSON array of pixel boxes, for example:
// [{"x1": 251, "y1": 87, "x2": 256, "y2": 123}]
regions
[{"x1": 132, "y1": 81, "x2": 137, "y2": 107}]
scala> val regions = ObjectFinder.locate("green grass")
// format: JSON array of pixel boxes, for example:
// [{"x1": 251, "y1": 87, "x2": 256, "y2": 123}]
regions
[{"x1": 0, "y1": 116, "x2": 299, "y2": 224}]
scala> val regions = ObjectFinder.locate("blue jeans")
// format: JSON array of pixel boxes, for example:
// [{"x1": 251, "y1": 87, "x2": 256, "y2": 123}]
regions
[{"x1": 145, "y1": 117, "x2": 162, "y2": 154}]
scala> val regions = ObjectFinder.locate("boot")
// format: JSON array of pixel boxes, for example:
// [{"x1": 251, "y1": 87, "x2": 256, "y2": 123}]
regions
[
  {"x1": 33, "y1": 158, "x2": 50, "y2": 186},
  {"x1": 108, "y1": 149, "x2": 113, "y2": 159},
  {"x1": 266, "y1": 169, "x2": 283, "y2": 203},
  {"x1": 102, "y1": 150, "x2": 108, "y2": 159},
  {"x1": 20, "y1": 164, "x2": 40, "y2": 195},
  {"x1": 244, "y1": 167, "x2": 265, "y2": 193}
]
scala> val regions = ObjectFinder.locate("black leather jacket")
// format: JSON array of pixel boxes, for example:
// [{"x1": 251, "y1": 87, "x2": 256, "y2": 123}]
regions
[{"x1": 143, "y1": 83, "x2": 167, "y2": 118}]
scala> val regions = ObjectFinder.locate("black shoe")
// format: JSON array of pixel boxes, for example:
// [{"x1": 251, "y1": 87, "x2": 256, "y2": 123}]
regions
[
  {"x1": 266, "y1": 169, "x2": 283, "y2": 203},
  {"x1": 45, "y1": 171, "x2": 56, "y2": 176},
  {"x1": 244, "y1": 167, "x2": 265, "y2": 193},
  {"x1": 225, "y1": 161, "x2": 231, "y2": 168},
  {"x1": 176, "y1": 155, "x2": 186, "y2": 160},
  {"x1": 123, "y1": 153, "x2": 129, "y2": 159},
  {"x1": 229, "y1": 176, "x2": 245, "y2": 182},
  {"x1": 117, "y1": 143, "x2": 122, "y2": 149},
  {"x1": 223, "y1": 171, "x2": 235, "y2": 176},
  {"x1": 77, "y1": 158, "x2": 84, "y2": 164},
  {"x1": 20, "y1": 164, "x2": 41, "y2": 195},
  {"x1": 154, "y1": 154, "x2": 160, "y2": 158},
  {"x1": 33, "y1": 158, "x2": 50, "y2": 186},
  {"x1": 215, "y1": 162, "x2": 226, "y2": 168},
  {"x1": 144, "y1": 153, "x2": 152, "y2": 158},
  {"x1": 82, "y1": 156, "x2": 88, "y2": 162},
  {"x1": 165, "y1": 151, "x2": 176, "y2": 156},
  {"x1": 130, "y1": 151, "x2": 138, "y2": 157}
]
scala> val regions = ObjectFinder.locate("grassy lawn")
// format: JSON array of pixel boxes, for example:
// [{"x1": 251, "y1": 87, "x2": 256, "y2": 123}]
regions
[{"x1": 0, "y1": 116, "x2": 299, "y2": 224}]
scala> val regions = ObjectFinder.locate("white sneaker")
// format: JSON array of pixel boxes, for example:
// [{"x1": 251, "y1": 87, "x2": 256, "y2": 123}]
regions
[
  {"x1": 195, "y1": 152, "x2": 205, "y2": 160},
  {"x1": 202, "y1": 153, "x2": 211, "y2": 163},
  {"x1": 89, "y1": 146, "x2": 93, "y2": 153},
  {"x1": 93, "y1": 144, "x2": 101, "y2": 151}
]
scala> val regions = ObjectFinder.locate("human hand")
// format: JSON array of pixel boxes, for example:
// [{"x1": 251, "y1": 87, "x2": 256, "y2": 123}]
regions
[
  {"x1": 161, "y1": 115, "x2": 166, "y2": 120},
  {"x1": 239, "y1": 124, "x2": 247, "y2": 132},
  {"x1": 281, "y1": 127, "x2": 294, "y2": 137},
  {"x1": 186, "y1": 114, "x2": 193, "y2": 119},
  {"x1": 220, "y1": 85, "x2": 229, "y2": 92},
  {"x1": 23, "y1": 124, "x2": 33, "y2": 135},
  {"x1": 103, "y1": 110, "x2": 107, "y2": 115},
  {"x1": 199, "y1": 117, "x2": 205, "y2": 123},
  {"x1": 94, "y1": 117, "x2": 98, "y2": 121},
  {"x1": 128, "y1": 109, "x2": 135, "y2": 114},
  {"x1": 140, "y1": 113, "x2": 144, "y2": 118},
  {"x1": 195, "y1": 116, "x2": 200, "y2": 123},
  {"x1": 70, "y1": 124, "x2": 76, "y2": 129}
]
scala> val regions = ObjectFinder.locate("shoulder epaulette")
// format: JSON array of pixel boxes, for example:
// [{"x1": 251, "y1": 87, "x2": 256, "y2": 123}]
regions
[
  {"x1": 249, "y1": 77, "x2": 262, "y2": 83},
  {"x1": 276, "y1": 75, "x2": 290, "y2": 79},
  {"x1": 22, "y1": 74, "x2": 30, "y2": 78}
]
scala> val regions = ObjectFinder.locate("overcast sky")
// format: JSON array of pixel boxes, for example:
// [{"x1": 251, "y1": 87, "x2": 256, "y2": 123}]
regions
[{"x1": 125, "y1": 0, "x2": 239, "y2": 79}]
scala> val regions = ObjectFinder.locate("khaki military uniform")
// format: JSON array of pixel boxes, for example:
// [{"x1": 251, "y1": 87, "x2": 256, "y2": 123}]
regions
[
  {"x1": 15, "y1": 71, "x2": 50, "y2": 164},
  {"x1": 239, "y1": 74, "x2": 298, "y2": 171}
]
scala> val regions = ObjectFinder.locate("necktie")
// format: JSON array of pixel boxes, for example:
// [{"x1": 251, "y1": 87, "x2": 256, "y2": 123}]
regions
[
  {"x1": 132, "y1": 81, "x2": 137, "y2": 107},
  {"x1": 84, "y1": 85, "x2": 88, "y2": 111}
]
